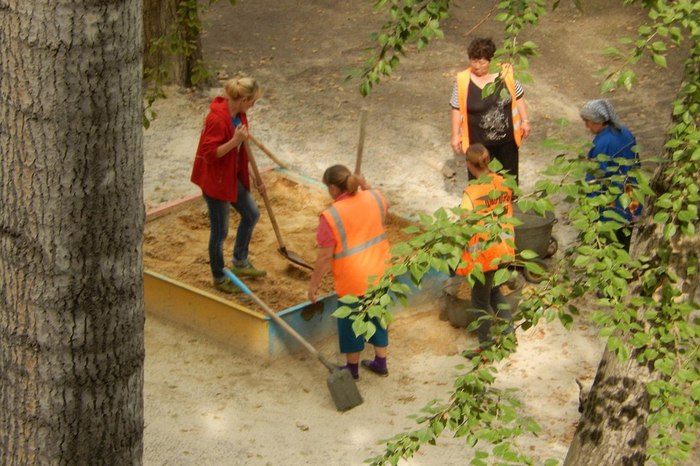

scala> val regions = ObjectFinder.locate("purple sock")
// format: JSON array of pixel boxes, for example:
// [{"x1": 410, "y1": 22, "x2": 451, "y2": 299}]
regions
[
  {"x1": 373, "y1": 356, "x2": 387, "y2": 370},
  {"x1": 345, "y1": 363, "x2": 359, "y2": 378}
]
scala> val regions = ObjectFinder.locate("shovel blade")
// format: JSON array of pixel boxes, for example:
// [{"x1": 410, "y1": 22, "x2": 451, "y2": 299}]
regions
[
  {"x1": 327, "y1": 369, "x2": 363, "y2": 412},
  {"x1": 278, "y1": 247, "x2": 313, "y2": 270}
]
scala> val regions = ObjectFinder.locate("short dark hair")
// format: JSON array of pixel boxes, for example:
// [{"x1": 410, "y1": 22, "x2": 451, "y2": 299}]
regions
[{"x1": 467, "y1": 38, "x2": 496, "y2": 61}]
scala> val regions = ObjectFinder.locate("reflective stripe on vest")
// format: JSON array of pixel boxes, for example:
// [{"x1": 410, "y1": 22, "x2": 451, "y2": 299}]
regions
[
  {"x1": 327, "y1": 190, "x2": 387, "y2": 260},
  {"x1": 456, "y1": 63, "x2": 522, "y2": 153},
  {"x1": 322, "y1": 190, "x2": 392, "y2": 296}
]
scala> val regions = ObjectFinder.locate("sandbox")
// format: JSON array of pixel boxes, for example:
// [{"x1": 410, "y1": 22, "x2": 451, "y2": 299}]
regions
[{"x1": 143, "y1": 168, "x2": 444, "y2": 358}]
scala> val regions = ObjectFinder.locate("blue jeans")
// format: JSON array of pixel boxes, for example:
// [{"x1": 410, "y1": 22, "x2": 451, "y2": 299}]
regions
[
  {"x1": 203, "y1": 181, "x2": 260, "y2": 281},
  {"x1": 471, "y1": 269, "x2": 513, "y2": 345}
]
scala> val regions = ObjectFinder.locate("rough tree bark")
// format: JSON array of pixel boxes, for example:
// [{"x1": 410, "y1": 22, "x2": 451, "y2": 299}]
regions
[
  {"x1": 0, "y1": 0, "x2": 145, "y2": 463},
  {"x1": 564, "y1": 346, "x2": 658, "y2": 465}
]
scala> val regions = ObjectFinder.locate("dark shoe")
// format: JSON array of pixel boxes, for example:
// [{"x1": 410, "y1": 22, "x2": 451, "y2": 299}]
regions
[
  {"x1": 231, "y1": 261, "x2": 267, "y2": 278},
  {"x1": 361, "y1": 359, "x2": 388, "y2": 377},
  {"x1": 463, "y1": 341, "x2": 494, "y2": 359},
  {"x1": 338, "y1": 365, "x2": 359, "y2": 380},
  {"x1": 462, "y1": 347, "x2": 483, "y2": 359},
  {"x1": 214, "y1": 277, "x2": 241, "y2": 294}
]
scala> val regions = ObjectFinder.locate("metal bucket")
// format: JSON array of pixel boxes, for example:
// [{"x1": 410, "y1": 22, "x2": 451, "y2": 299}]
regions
[{"x1": 514, "y1": 211, "x2": 555, "y2": 259}]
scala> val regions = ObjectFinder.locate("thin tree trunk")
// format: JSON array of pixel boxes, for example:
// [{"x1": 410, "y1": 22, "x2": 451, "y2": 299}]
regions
[
  {"x1": 143, "y1": 0, "x2": 204, "y2": 87},
  {"x1": 0, "y1": 0, "x2": 145, "y2": 463},
  {"x1": 143, "y1": 0, "x2": 181, "y2": 84}
]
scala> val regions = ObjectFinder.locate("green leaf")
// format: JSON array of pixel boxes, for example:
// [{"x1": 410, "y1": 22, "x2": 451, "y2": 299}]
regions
[
  {"x1": 652, "y1": 53, "x2": 668, "y2": 68},
  {"x1": 653, "y1": 211, "x2": 670, "y2": 224},
  {"x1": 494, "y1": 268, "x2": 510, "y2": 286},
  {"x1": 351, "y1": 318, "x2": 368, "y2": 338},
  {"x1": 339, "y1": 294, "x2": 359, "y2": 304},
  {"x1": 690, "y1": 382, "x2": 700, "y2": 401},
  {"x1": 523, "y1": 260, "x2": 545, "y2": 275},
  {"x1": 518, "y1": 249, "x2": 539, "y2": 260},
  {"x1": 663, "y1": 222, "x2": 677, "y2": 240},
  {"x1": 601, "y1": 79, "x2": 616, "y2": 93},
  {"x1": 332, "y1": 305, "x2": 353, "y2": 319}
]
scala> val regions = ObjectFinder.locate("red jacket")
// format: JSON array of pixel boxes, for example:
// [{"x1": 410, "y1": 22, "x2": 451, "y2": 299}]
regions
[{"x1": 190, "y1": 96, "x2": 251, "y2": 201}]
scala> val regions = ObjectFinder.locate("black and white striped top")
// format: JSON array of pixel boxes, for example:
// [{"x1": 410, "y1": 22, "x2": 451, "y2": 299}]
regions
[{"x1": 449, "y1": 79, "x2": 524, "y2": 109}]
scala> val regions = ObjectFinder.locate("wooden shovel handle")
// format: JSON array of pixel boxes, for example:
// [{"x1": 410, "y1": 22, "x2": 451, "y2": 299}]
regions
[
  {"x1": 223, "y1": 268, "x2": 335, "y2": 372},
  {"x1": 243, "y1": 140, "x2": 286, "y2": 250},
  {"x1": 249, "y1": 134, "x2": 289, "y2": 169},
  {"x1": 355, "y1": 109, "x2": 367, "y2": 175}
]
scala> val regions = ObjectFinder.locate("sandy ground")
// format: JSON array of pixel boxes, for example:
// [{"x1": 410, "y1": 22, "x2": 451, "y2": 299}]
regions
[
  {"x1": 141, "y1": 1, "x2": 685, "y2": 464},
  {"x1": 143, "y1": 170, "x2": 414, "y2": 309}
]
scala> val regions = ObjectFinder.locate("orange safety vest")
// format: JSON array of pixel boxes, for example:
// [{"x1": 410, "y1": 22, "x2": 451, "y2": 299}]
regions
[
  {"x1": 456, "y1": 63, "x2": 522, "y2": 153},
  {"x1": 456, "y1": 173, "x2": 515, "y2": 276},
  {"x1": 321, "y1": 190, "x2": 392, "y2": 297}
]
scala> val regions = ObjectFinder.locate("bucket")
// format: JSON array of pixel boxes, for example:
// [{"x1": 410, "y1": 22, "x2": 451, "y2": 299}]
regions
[{"x1": 514, "y1": 212, "x2": 555, "y2": 258}]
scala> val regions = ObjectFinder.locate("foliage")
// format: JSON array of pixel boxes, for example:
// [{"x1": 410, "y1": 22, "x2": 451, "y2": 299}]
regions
[
  {"x1": 143, "y1": 0, "x2": 236, "y2": 128},
  {"x1": 347, "y1": 0, "x2": 450, "y2": 96},
  {"x1": 348, "y1": 0, "x2": 700, "y2": 464},
  {"x1": 348, "y1": 0, "x2": 548, "y2": 96}
]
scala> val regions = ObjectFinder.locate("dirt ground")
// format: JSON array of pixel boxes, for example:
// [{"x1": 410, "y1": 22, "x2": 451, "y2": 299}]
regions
[{"x1": 142, "y1": 1, "x2": 686, "y2": 465}]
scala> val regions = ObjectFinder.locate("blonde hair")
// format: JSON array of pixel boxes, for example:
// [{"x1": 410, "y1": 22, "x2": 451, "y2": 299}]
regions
[
  {"x1": 223, "y1": 77, "x2": 261, "y2": 101},
  {"x1": 322, "y1": 165, "x2": 359, "y2": 195},
  {"x1": 465, "y1": 143, "x2": 491, "y2": 170}
]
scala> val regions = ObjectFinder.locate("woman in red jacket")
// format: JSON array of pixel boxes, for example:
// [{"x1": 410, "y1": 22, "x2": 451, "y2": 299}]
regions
[{"x1": 191, "y1": 77, "x2": 267, "y2": 293}]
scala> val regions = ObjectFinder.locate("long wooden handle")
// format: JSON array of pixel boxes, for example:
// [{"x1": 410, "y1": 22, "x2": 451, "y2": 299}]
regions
[
  {"x1": 355, "y1": 109, "x2": 367, "y2": 174},
  {"x1": 223, "y1": 268, "x2": 336, "y2": 372},
  {"x1": 243, "y1": 140, "x2": 286, "y2": 250},
  {"x1": 249, "y1": 134, "x2": 289, "y2": 169}
]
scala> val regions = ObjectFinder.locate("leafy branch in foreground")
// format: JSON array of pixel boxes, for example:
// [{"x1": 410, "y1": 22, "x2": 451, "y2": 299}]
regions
[
  {"x1": 350, "y1": 0, "x2": 547, "y2": 96},
  {"x1": 335, "y1": 178, "x2": 549, "y2": 465},
  {"x1": 357, "y1": 125, "x2": 696, "y2": 464},
  {"x1": 349, "y1": 1, "x2": 698, "y2": 463},
  {"x1": 349, "y1": 0, "x2": 450, "y2": 96}
]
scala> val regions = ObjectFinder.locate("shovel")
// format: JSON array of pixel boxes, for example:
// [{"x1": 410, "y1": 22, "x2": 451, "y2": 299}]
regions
[
  {"x1": 243, "y1": 139, "x2": 314, "y2": 270},
  {"x1": 223, "y1": 268, "x2": 364, "y2": 412},
  {"x1": 249, "y1": 133, "x2": 289, "y2": 170},
  {"x1": 355, "y1": 109, "x2": 367, "y2": 175}
]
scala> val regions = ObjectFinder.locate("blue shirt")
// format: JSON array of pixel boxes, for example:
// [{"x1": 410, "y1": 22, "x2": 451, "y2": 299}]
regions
[{"x1": 586, "y1": 126, "x2": 642, "y2": 222}]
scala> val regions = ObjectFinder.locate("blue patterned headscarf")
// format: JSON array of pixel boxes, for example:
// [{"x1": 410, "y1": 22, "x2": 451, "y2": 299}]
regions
[{"x1": 580, "y1": 99, "x2": 622, "y2": 129}]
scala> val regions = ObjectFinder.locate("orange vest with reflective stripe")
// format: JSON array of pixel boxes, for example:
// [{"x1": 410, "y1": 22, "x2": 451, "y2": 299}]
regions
[
  {"x1": 321, "y1": 190, "x2": 391, "y2": 297},
  {"x1": 456, "y1": 63, "x2": 522, "y2": 153},
  {"x1": 456, "y1": 173, "x2": 515, "y2": 275}
]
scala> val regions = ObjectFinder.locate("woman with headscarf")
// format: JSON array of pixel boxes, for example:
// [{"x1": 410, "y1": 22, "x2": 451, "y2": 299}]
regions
[{"x1": 579, "y1": 99, "x2": 642, "y2": 251}]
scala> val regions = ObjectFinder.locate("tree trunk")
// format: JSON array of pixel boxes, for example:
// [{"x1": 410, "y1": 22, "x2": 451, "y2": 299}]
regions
[
  {"x1": 143, "y1": 0, "x2": 204, "y2": 87},
  {"x1": 564, "y1": 116, "x2": 699, "y2": 463},
  {"x1": 0, "y1": 1, "x2": 145, "y2": 464},
  {"x1": 564, "y1": 347, "x2": 657, "y2": 465}
]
